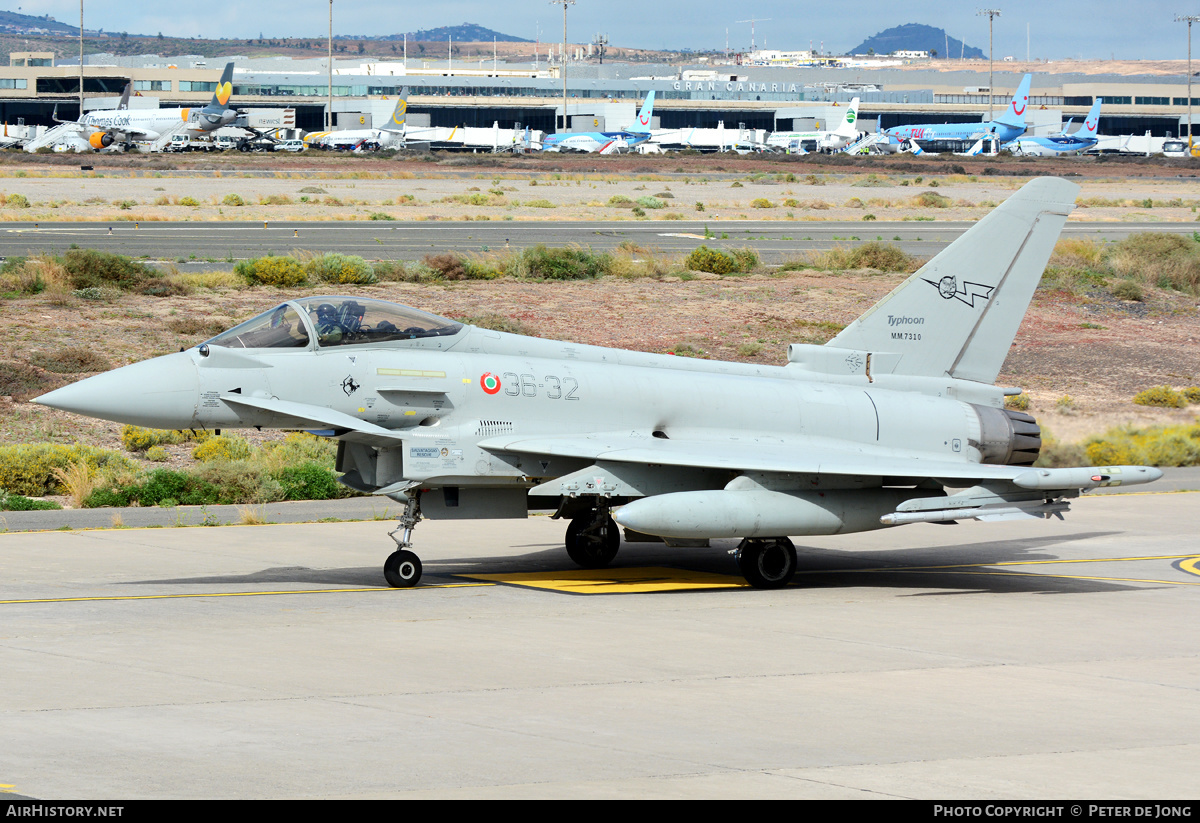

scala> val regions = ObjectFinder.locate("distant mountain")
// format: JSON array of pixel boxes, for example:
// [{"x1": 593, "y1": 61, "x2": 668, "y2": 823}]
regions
[
  {"x1": 0, "y1": 9, "x2": 79, "y2": 36},
  {"x1": 374, "y1": 24, "x2": 530, "y2": 43},
  {"x1": 850, "y1": 24, "x2": 984, "y2": 59}
]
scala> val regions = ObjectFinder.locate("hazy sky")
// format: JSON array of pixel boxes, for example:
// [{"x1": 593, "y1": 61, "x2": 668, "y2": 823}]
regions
[{"x1": 27, "y1": 1, "x2": 1197, "y2": 60}]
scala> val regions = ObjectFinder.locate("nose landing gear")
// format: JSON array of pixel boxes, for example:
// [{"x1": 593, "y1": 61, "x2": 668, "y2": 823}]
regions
[{"x1": 384, "y1": 494, "x2": 424, "y2": 588}]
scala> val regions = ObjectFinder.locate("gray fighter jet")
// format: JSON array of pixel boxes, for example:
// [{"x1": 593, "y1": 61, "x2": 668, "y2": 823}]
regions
[{"x1": 36, "y1": 177, "x2": 1161, "y2": 589}]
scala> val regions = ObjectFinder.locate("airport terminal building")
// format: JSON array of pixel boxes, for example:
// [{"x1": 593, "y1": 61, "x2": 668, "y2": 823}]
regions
[{"x1": 3, "y1": 52, "x2": 1197, "y2": 139}]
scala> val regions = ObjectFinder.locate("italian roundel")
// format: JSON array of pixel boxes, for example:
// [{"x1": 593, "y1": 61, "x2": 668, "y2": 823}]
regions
[{"x1": 480, "y1": 372, "x2": 501, "y2": 394}]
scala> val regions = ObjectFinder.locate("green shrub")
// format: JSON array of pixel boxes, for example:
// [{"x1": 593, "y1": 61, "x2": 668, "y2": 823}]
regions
[
  {"x1": 4, "y1": 193, "x2": 30, "y2": 209},
  {"x1": 685, "y1": 245, "x2": 738, "y2": 275},
  {"x1": 1133, "y1": 385, "x2": 1187, "y2": 408},
  {"x1": 914, "y1": 191, "x2": 952, "y2": 208},
  {"x1": 277, "y1": 463, "x2": 342, "y2": 500},
  {"x1": 145, "y1": 446, "x2": 170, "y2": 463},
  {"x1": 1005, "y1": 393, "x2": 1032, "y2": 411},
  {"x1": 750, "y1": 198, "x2": 774, "y2": 209},
  {"x1": 0, "y1": 492, "x2": 61, "y2": 511},
  {"x1": 62, "y1": 249, "x2": 156, "y2": 291},
  {"x1": 194, "y1": 461, "x2": 283, "y2": 504},
  {"x1": 0, "y1": 443, "x2": 138, "y2": 497},
  {"x1": 455, "y1": 313, "x2": 537, "y2": 336},
  {"x1": 179, "y1": 196, "x2": 200, "y2": 207},
  {"x1": 369, "y1": 212, "x2": 395, "y2": 220},
  {"x1": 422, "y1": 252, "x2": 467, "y2": 280},
  {"x1": 135, "y1": 469, "x2": 221, "y2": 507},
  {"x1": 222, "y1": 193, "x2": 245, "y2": 207},
  {"x1": 1111, "y1": 280, "x2": 1144, "y2": 301},
  {"x1": 120, "y1": 426, "x2": 208, "y2": 453},
  {"x1": 192, "y1": 434, "x2": 254, "y2": 463},
  {"x1": 731, "y1": 248, "x2": 759, "y2": 272},
  {"x1": 0, "y1": 360, "x2": 62, "y2": 400},
  {"x1": 636, "y1": 196, "x2": 665, "y2": 210},
  {"x1": 29, "y1": 347, "x2": 111, "y2": 374},
  {"x1": 234, "y1": 256, "x2": 308, "y2": 287},
  {"x1": 607, "y1": 195, "x2": 635, "y2": 207},
  {"x1": 524, "y1": 199, "x2": 557, "y2": 209},
  {"x1": 809, "y1": 242, "x2": 922, "y2": 273},
  {"x1": 1184, "y1": 387, "x2": 1200, "y2": 404},
  {"x1": 512, "y1": 245, "x2": 611, "y2": 280},
  {"x1": 304, "y1": 253, "x2": 377, "y2": 285}
]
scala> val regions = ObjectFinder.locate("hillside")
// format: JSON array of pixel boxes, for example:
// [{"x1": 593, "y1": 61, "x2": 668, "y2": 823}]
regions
[
  {"x1": 379, "y1": 24, "x2": 531, "y2": 43},
  {"x1": 850, "y1": 23, "x2": 984, "y2": 59},
  {"x1": 0, "y1": 8, "x2": 79, "y2": 36}
]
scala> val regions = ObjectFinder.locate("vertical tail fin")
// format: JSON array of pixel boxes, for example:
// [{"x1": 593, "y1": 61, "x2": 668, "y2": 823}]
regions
[
  {"x1": 208, "y1": 62, "x2": 235, "y2": 109},
  {"x1": 1081, "y1": 98, "x2": 1102, "y2": 136},
  {"x1": 990, "y1": 73, "x2": 1031, "y2": 129},
  {"x1": 383, "y1": 88, "x2": 409, "y2": 132},
  {"x1": 628, "y1": 91, "x2": 655, "y2": 134},
  {"x1": 117, "y1": 82, "x2": 132, "y2": 111},
  {"x1": 826, "y1": 177, "x2": 1080, "y2": 383},
  {"x1": 832, "y1": 97, "x2": 861, "y2": 137}
]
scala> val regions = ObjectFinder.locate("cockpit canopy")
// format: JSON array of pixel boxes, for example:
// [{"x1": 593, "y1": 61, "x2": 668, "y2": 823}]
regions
[{"x1": 206, "y1": 296, "x2": 464, "y2": 350}]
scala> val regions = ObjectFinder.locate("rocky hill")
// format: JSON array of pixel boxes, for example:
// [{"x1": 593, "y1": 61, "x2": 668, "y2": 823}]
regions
[{"x1": 850, "y1": 24, "x2": 984, "y2": 59}]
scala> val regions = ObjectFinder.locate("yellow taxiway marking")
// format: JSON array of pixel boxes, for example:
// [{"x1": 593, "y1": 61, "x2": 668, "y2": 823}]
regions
[
  {"x1": 465, "y1": 554, "x2": 1200, "y2": 595},
  {"x1": 1177, "y1": 556, "x2": 1200, "y2": 578},
  {"x1": 0, "y1": 583, "x2": 491, "y2": 605},
  {"x1": 0, "y1": 784, "x2": 18, "y2": 794},
  {"x1": 461, "y1": 567, "x2": 746, "y2": 594}
]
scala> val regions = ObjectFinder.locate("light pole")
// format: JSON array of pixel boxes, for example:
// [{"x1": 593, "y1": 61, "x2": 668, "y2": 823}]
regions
[
  {"x1": 1178, "y1": 15, "x2": 1200, "y2": 150},
  {"x1": 78, "y1": 0, "x2": 83, "y2": 121},
  {"x1": 327, "y1": 0, "x2": 333, "y2": 131},
  {"x1": 550, "y1": 0, "x2": 574, "y2": 133},
  {"x1": 978, "y1": 8, "x2": 1001, "y2": 121}
]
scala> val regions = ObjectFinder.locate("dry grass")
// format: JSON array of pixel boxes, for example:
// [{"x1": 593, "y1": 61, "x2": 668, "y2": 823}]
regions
[
  {"x1": 238, "y1": 505, "x2": 267, "y2": 525},
  {"x1": 51, "y1": 460, "x2": 94, "y2": 508}
]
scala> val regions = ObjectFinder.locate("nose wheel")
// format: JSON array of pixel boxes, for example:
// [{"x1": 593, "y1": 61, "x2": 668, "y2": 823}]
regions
[
  {"x1": 384, "y1": 549, "x2": 422, "y2": 588},
  {"x1": 384, "y1": 493, "x2": 424, "y2": 588}
]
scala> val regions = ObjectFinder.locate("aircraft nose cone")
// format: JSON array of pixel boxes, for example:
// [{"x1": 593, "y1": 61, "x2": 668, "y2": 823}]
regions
[{"x1": 34, "y1": 352, "x2": 199, "y2": 429}]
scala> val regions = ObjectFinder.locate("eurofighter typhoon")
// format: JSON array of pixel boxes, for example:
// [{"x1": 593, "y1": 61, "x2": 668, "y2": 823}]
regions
[{"x1": 35, "y1": 178, "x2": 1161, "y2": 589}]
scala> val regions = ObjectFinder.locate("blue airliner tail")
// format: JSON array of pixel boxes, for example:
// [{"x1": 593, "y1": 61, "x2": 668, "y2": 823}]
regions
[
  {"x1": 991, "y1": 74, "x2": 1032, "y2": 130},
  {"x1": 1080, "y1": 98, "x2": 1103, "y2": 138},
  {"x1": 627, "y1": 91, "x2": 656, "y2": 135}
]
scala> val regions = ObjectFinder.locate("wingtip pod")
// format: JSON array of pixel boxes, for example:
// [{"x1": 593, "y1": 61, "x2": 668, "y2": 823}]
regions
[{"x1": 827, "y1": 176, "x2": 1080, "y2": 384}]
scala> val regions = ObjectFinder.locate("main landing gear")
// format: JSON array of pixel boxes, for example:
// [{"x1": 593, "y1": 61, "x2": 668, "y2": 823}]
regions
[
  {"x1": 564, "y1": 505, "x2": 620, "y2": 569},
  {"x1": 384, "y1": 494, "x2": 423, "y2": 588},
  {"x1": 735, "y1": 537, "x2": 797, "y2": 589}
]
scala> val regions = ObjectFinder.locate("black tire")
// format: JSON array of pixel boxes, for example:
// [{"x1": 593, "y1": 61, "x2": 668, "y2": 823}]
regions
[
  {"x1": 565, "y1": 514, "x2": 620, "y2": 569},
  {"x1": 384, "y1": 549, "x2": 422, "y2": 588},
  {"x1": 737, "y1": 537, "x2": 797, "y2": 589}
]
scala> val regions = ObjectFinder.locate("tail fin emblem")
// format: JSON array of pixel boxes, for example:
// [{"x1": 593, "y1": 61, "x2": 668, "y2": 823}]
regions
[{"x1": 925, "y1": 275, "x2": 995, "y2": 307}]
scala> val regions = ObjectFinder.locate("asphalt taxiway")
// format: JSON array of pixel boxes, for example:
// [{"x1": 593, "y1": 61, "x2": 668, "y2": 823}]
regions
[
  {"x1": 0, "y1": 220, "x2": 1190, "y2": 265},
  {"x1": 1, "y1": 491, "x2": 1198, "y2": 799}
]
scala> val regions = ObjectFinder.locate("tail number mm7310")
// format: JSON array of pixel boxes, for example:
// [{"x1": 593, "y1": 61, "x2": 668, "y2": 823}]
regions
[{"x1": 490, "y1": 373, "x2": 580, "y2": 400}]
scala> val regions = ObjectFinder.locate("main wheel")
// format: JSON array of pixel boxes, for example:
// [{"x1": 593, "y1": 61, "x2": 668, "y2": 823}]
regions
[
  {"x1": 384, "y1": 549, "x2": 422, "y2": 588},
  {"x1": 565, "y1": 514, "x2": 620, "y2": 569},
  {"x1": 737, "y1": 537, "x2": 797, "y2": 589}
]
